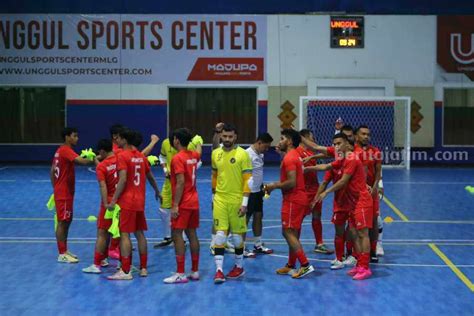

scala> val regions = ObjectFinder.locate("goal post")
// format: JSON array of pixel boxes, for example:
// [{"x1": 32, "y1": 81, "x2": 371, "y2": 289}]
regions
[{"x1": 298, "y1": 96, "x2": 411, "y2": 169}]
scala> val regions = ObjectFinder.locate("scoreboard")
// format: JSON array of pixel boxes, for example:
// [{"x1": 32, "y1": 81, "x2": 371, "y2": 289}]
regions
[{"x1": 330, "y1": 16, "x2": 364, "y2": 48}]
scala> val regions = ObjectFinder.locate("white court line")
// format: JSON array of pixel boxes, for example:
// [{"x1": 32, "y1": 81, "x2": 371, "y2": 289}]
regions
[
  {"x1": 385, "y1": 181, "x2": 473, "y2": 185},
  {"x1": 0, "y1": 180, "x2": 15, "y2": 182},
  {"x1": 87, "y1": 167, "x2": 96, "y2": 174},
  {"x1": 268, "y1": 254, "x2": 474, "y2": 268}
]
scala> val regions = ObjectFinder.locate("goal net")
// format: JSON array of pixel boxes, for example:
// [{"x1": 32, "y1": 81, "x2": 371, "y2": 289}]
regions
[{"x1": 299, "y1": 96, "x2": 411, "y2": 169}]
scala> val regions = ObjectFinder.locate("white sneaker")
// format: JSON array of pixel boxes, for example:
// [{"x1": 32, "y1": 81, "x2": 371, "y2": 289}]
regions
[
  {"x1": 116, "y1": 264, "x2": 139, "y2": 273},
  {"x1": 376, "y1": 242, "x2": 385, "y2": 256},
  {"x1": 66, "y1": 250, "x2": 78, "y2": 259},
  {"x1": 58, "y1": 253, "x2": 79, "y2": 263},
  {"x1": 330, "y1": 258, "x2": 338, "y2": 265},
  {"x1": 139, "y1": 268, "x2": 148, "y2": 277},
  {"x1": 82, "y1": 264, "x2": 101, "y2": 274},
  {"x1": 330, "y1": 260, "x2": 345, "y2": 270},
  {"x1": 163, "y1": 273, "x2": 189, "y2": 284},
  {"x1": 100, "y1": 258, "x2": 109, "y2": 267},
  {"x1": 243, "y1": 249, "x2": 256, "y2": 258},
  {"x1": 343, "y1": 255, "x2": 357, "y2": 266},
  {"x1": 107, "y1": 269, "x2": 133, "y2": 280},
  {"x1": 188, "y1": 271, "x2": 200, "y2": 281}
]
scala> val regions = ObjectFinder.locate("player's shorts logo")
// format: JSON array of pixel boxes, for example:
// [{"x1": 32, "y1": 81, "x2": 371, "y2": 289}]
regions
[{"x1": 230, "y1": 158, "x2": 236, "y2": 164}]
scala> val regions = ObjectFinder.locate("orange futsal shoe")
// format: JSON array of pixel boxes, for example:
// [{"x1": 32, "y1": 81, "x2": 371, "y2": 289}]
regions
[{"x1": 226, "y1": 265, "x2": 245, "y2": 279}]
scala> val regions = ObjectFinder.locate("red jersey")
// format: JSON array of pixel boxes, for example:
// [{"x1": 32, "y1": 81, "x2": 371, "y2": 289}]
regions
[
  {"x1": 296, "y1": 146, "x2": 319, "y2": 193},
  {"x1": 323, "y1": 168, "x2": 350, "y2": 212},
  {"x1": 96, "y1": 154, "x2": 118, "y2": 204},
  {"x1": 170, "y1": 150, "x2": 201, "y2": 209},
  {"x1": 52, "y1": 145, "x2": 78, "y2": 200},
  {"x1": 331, "y1": 154, "x2": 372, "y2": 211},
  {"x1": 117, "y1": 149, "x2": 150, "y2": 211},
  {"x1": 280, "y1": 149, "x2": 308, "y2": 206},
  {"x1": 354, "y1": 144, "x2": 381, "y2": 186}
]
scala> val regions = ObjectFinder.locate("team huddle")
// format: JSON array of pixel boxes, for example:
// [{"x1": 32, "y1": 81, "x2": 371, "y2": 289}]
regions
[{"x1": 50, "y1": 121, "x2": 384, "y2": 283}]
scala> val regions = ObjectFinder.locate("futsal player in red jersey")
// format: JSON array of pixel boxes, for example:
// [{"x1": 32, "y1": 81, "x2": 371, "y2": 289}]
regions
[
  {"x1": 107, "y1": 129, "x2": 161, "y2": 280},
  {"x1": 266, "y1": 129, "x2": 315, "y2": 279},
  {"x1": 163, "y1": 128, "x2": 202, "y2": 284},
  {"x1": 83, "y1": 139, "x2": 118, "y2": 273},
  {"x1": 108, "y1": 124, "x2": 160, "y2": 259},
  {"x1": 51, "y1": 127, "x2": 97, "y2": 263},
  {"x1": 310, "y1": 133, "x2": 374, "y2": 280},
  {"x1": 316, "y1": 166, "x2": 351, "y2": 270},
  {"x1": 354, "y1": 125, "x2": 383, "y2": 262},
  {"x1": 297, "y1": 129, "x2": 333, "y2": 254}
]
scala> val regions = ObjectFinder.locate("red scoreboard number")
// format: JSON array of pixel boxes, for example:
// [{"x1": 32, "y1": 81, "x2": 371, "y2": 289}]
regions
[{"x1": 330, "y1": 16, "x2": 364, "y2": 48}]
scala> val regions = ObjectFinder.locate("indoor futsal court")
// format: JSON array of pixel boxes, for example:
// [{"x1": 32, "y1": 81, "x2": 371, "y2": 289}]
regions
[
  {"x1": 0, "y1": 166, "x2": 473, "y2": 314},
  {"x1": 1, "y1": 1, "x2": 474, "y2": 315}
]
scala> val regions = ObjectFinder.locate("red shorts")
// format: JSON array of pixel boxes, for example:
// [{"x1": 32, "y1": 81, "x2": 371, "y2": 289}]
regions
[
  {"x1": 305, "y1": 192, "x2": 322, "y2": 216},
  {"x1": 331, "y1": 210, "x2": 350, "y2": 226},
  {"x1": 97, "y1": 205, "x2": 112, "y2": 230},
  {"x1": 119, "y1": 209, "x2": 148, "y2": 233},
  {"x1": 55, "y1": 199, "x2": 74, "y2": 222},
  {"x1": 349, "y1": 206, "x2": 373, "y2": 230},
  {"x1": 372, "y1": 194, "x2": 380, "y2": 217},
  {"x1": 281, "y1": 200, "x2": 306, "y2": 230},
  {"x1": 171, "y1": 208, "x2": 199, "y2": 230}
]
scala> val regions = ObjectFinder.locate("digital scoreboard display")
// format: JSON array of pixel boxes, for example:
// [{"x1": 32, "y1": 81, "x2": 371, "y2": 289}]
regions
[{"x1": 330, "y1": 16, "x2": 364, "y2": 48}]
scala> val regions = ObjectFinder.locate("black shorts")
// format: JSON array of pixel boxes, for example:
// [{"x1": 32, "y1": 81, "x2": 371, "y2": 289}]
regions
[{"x1": 247, "y1": 191, "x2": 264, "y2": 218}]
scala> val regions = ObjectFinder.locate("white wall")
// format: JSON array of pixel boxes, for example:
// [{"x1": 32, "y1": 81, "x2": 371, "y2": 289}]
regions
[{"x1": 267, "y1": 15, "x2": 437, "y2": 87}]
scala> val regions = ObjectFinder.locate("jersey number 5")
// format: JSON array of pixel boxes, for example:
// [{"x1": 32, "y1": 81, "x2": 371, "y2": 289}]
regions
[{"x1": 134, "y1": 165, "x2": 141, "y2": 186}]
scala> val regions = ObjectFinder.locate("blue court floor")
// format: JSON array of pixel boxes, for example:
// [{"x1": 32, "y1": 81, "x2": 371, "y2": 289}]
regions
[{"x1": 0, "y1": 164, "x2": 473, "y2": 315}]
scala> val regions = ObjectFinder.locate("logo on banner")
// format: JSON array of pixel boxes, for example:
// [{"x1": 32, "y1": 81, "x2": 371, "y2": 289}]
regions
[
  {"x1": 438, "y1": 16, "x2": 474, "y2": 80},
  {"x1": 187, "y1": 58, "x2": 264, "y2": 81}
]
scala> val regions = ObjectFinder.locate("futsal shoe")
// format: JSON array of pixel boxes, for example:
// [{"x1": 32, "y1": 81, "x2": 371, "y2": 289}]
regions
[
  {"x1": 276, "y1": 264, "x2": 297, "y2": 276},
  {"x1": 226, "y1": 266, "x2": 245, "y2": 279},
  {"x1": 343, "y1": 255, "x2": 357, "y2": 266},
  {"x1": 66, "y1": 250, "x2": 79, "y2": 259},
  {"x1": 100, "y1": 258, "x2": 109, "y2": 267},
  {"x1": 139, "y1": 268, "x2": 148, "y2": 277},
  {"x1": 57, "y1": 253, "x2": 79, "y2": 264},
  {"x1": 154, "y1": 237, "x2": 173, "y2": 248},
  {"x1": 187, "y1": 271, "x2": 200, "y2": 281},
  {"x1": 214, "y1": 270, "x2": 226, "y2": 284},
  {"x1": 243, "y1": 249, "x2": 256, "y2": 258},
  {"x1": 376, "y1": 242, "x2": 385, "y2": 256},
  {"x1": 291, "y1": 265, "x2": 315, "y2": 279},
  {"x1": 254, "y1": 244, "x2": 274, "y2": 254},
  {"x1": 82, "y1": 264, "x2": 102, "y2": 274},
  {"x1": 107, "y1": 269, "x2": 133, "y2": 280},
  {"x1": 330, "y1": 260, "x2": 345, "y2": 270},
  {"x1": 370, "y1": 253, "x2": 379, "y2": 263},
  {"x1": 314, "y1": 244, "x2": 334, "y2": 254},
  {"x1": 163, "y1": 273, "x2": 188, "y2": 284},
  {"x1": 353, "y1": 268, "x2": 372, "y2": 280},
  {"x1": 347, "y1": 266, "x2": 361, "y2": 276},
  {"x1": 108, "y1": 249, "x2": 120, "y2": 260}
]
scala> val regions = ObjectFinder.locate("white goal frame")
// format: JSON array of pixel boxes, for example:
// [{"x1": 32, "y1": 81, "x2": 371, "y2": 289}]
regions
[{"x1": 299, "y1": 96, "x2": 411, "y2": 170}]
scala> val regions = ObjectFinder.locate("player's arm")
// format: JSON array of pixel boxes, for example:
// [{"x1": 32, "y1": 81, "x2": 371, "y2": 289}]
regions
[
  {"x1": 49, "y1": 164, "x2": 55, "y2": 189},
  {"x1": 108, "y1": 169, "x2": 127, "y2": 209},
  {"x1": 316, "y1": 174, "x2": 351, "y2": 203},
  {"x1": 304, "y1": 163, "x2": 333, "y2": 172},
  {"x1": 239, "y1": 171, "x2": 252, "y2": 217},
  {"x1": 300, "y1": 136, "x2": 330, "y2": 155},
  {"x1": 265, "y1": 170, "x2": 297, "y2": 194},
  {"x1": 212, "y1": 122, "x2": 224, "y2": 150},
  {"x1": 146, "y1": 170, "x2": 162, "y2": 203},
  {"x1": 140, "y1": 134, "x2": 160, "y2": 157},
  {"x1": 303, "y1": 153, "x2": 328, "y2": 163},
  {"x1": 371, "y1": 161, "x2": 382, "y2": 195},
  {"x1": 98, "y1": 180, "x2": 108, "y2": 207},
  {"x1": 74, "y1": 156, "x2": 95, "y2": 165},
  {"x1": 171, "y1": 173, "x2": 185, "y2": 219}
]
